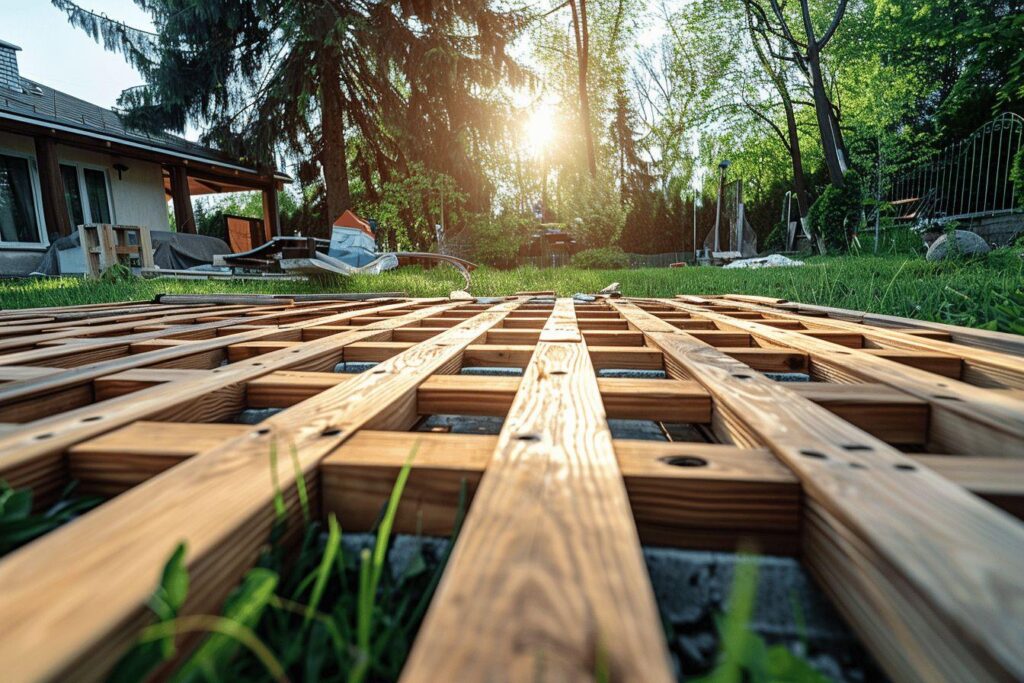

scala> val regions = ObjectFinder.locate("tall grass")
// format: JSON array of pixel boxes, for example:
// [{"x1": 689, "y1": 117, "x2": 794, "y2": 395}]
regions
[
  {"x1": 1, "y1": 250, "x2": 1021, "y2": 331},
  {"x1": 111, "y1": 441, "x2": 465, "y2": 682}
]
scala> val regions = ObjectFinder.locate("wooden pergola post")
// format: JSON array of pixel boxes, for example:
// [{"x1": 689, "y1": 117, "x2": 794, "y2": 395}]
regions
[
  {"x1": 33, "y1": 136, "x2": 72, "y2": 239},
  {"x1": 167, "y1": 165, "x2": 196, "y2": 234},
  {"x1": 262, "y1": 182, "x2": 281, "y2": 238}
]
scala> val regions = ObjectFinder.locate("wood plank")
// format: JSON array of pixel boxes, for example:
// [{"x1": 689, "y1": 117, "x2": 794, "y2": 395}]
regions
[
  {"x1": 403, "y1": 299, "x2": 674, "y2": 682},
  {"x1": 322, "y1": 431, "x2": 800, "y2": 554},
  {"x1": 611, "y1": 299, "x2": 1024, "y2": 682},
  {"x1": 721, "y1": 295, "x2": 1024, "y2": 388},
  {"x1": 0, "y1": 300, "x2": 416, "y2": 425},
  {"x1": 0, "y1": 299, "x2": 524, "y2": 682},
  {"x1": 0, "y1": 300, "x2": 455, "y2": 499},
  {"x1": 668, "y1": 299, "x2": 1024, "y2": 456}
]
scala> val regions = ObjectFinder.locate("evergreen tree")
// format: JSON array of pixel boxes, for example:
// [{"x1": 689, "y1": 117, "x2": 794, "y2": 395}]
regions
[{"x1": 52, "y1": 0, "x2": 528, "y2": 230}]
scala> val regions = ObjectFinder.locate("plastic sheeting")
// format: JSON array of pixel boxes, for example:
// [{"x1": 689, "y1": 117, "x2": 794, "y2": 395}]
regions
[{"x1": 32, "y1": 231, "x2": 231, "y2": 275}]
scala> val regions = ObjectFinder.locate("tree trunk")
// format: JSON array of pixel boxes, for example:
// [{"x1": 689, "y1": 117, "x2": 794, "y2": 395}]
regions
[
  {"x1": 569, "y1": 0, "x2": 597, "y2": 177},
  {"x1": 318, "y1": 47, "x2": 351, "y2": 224},
  {"x1": 808, "y1": 48, "x2": 845, "y2": 187}
]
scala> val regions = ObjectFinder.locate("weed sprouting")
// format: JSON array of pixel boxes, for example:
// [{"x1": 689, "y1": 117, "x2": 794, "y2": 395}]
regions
[
  {"x1": 113, "y1": 439, "x2": 449, "y2": 682},
  {"x1": 0, "y1": 480, "x2": 102, "y2": 557}
]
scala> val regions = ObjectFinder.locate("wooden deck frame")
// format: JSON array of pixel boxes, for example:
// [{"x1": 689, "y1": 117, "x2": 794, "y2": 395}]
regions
[{"x1": 0, "y1": 295, "x2": 1020, "y2": 683}]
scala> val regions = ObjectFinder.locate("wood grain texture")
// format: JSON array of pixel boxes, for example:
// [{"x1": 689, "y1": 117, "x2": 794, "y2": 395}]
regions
[
  {"x1": 0, "y1": 300, "x2": 456, "y2": 498},
  {"x1": 721, "y1": 295, "x2": 1024, "y2": 388},
  {"x1": 403, "y1": 299, "x2": 674, "y2": 683},
  {"x1": 612, "y1": 299, "x2": 1024, "y2": 683},
  {"x1": 667, "y1": 300, "x2": 1024, "y2": 456},
  {"x1": 0, "y1": 299, "x2": 523, "y2": 682}
]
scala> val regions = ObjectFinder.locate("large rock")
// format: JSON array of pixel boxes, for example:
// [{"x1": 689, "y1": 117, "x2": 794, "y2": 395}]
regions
[{"x1": 926, "y1": 230, "x2": 991, "y2": 261}]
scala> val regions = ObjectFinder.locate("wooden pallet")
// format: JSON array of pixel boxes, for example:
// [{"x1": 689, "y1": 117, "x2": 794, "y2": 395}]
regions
[{"x1": 0, "y1": 294, "x2": 1022, "y2": 682}]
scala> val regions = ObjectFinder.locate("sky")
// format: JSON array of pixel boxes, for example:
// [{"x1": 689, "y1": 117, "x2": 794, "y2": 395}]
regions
[{"x1": 0, "y1": 1, "x2": 170, "y2": 123}]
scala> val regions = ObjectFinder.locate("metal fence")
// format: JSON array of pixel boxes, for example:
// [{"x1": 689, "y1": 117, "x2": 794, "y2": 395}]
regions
[{"x1": 887, "y1": 112, "x2": 1023, "y2": 224}]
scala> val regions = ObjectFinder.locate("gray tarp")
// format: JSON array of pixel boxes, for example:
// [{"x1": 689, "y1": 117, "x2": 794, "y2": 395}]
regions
[{"x1": 33, "y1": 231, "x2": 230, "y2": 275}]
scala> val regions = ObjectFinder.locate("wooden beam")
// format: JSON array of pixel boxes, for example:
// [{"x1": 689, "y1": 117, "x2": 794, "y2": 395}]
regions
[
  {"x1": 667, "y1": 299, "x2": 1024, "y2": 455},
  {"x1": 168, "y1": 165, "x2": 196, "y2": 234},
  {"x1": 403, "y1": 299, "x2": 674, "y2": 682},
  {"x1": 33, "y1": 136, "x2": 72, "y2": 238},
  {"x1": 261, "y1": 185, "x2": 280, "y2": 238},
  {"x1": 611, "y1": 299, "x2": 1024, "y2": 683},
  {"x1": 0, "y1": 300, "x2": 523, "y2": 682}
]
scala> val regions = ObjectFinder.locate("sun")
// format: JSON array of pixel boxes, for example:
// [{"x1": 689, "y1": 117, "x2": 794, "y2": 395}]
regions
[{"x1": 522, "y1": 104, "x2": 556, "y2": 156}]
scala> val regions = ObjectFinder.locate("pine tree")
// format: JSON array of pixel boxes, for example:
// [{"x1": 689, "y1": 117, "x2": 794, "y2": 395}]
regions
[{"x1": 52, "y1": 0, "x2": 529, "y2": 228}]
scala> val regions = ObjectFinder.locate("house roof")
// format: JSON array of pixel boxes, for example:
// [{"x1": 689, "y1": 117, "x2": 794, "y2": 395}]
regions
[{"x1": 0, "y1": 75, "x2": 289, "y2": 182}]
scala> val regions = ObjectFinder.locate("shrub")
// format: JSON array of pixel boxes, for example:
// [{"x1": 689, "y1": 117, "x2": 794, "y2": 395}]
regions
[
  {"x1": 763, "y1": 222, "x2": 786, "y2": 252},
  {"x1": 561, "y1": 175, "x2": 627, "y2": 248},
  {"x1": 808, "y1": 170, "x2": 864, "y2": 252},
  {"x1": 467, "y1": 213, "x2": 534, "y2": 267},
  {"x1": 570, "y1": 246, "x2": 630, "y2": 269},
  {"x1": 1012, "y1": 148, "x2": 1024, "y2": 188}
]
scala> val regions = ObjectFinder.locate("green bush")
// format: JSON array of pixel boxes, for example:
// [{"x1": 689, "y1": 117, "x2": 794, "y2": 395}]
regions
[
  {"x1": 570, "y1": 246, "x2": 630, "y2": 269},
  {"x1": 808, "y1": 170, "x2": 864, "y2": 252},
  {"x1": 467, "y1": 213, "x2": 534, "y2": 267},
  {"x1": 1012, "y1": 148, "x2": 1024, "y2": 188},
  {"x1": 561, "y1": 174, "x2": 627, "y2": 248},
  {"x1": 763, "y1": 222, "x2": 786, "y2": 252}
]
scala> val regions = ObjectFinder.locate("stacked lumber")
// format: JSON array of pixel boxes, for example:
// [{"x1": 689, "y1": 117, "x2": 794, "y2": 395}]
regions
[{"x1": 0, "y1": 294, "x2": 1021, "y2": 682}]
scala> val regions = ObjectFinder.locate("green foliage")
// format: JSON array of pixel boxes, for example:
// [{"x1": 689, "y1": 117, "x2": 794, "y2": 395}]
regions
[
  {"x1": 808, "y1": 171, "x2": 864, "y2": 253},
  {"x1": 561, "y1": 175, "x2": 627, "y2": 249},
  {"x1": 111, "y1": 442, "x2": 461, "y2": 682},
  {"x1": 763, "y1": 222, "x2": 786, "y2": 252},
  {"x1": 357, "y1": 163, "x2": 466, "y2": 252},
  {"x1": 692, "y1": 557, "x2": 830, "y2": 683},
  {"x1": 0, "y1": 481, "x2": 102, "y2": 557},
  {"x1": 1012, "y1": 148, "x2": 1024, "y2": 188},
  {"x1": 466, "y1": 213, "x2": 534, "y2": 268},
  {"x1": 570, "y1": 247, "x2": 630, "y2": 269}
]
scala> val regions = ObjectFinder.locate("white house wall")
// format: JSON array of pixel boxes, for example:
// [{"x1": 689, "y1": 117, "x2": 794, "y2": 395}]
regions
[{"x1": 0, "y1": 130, "x2": 171, "y2": 237}]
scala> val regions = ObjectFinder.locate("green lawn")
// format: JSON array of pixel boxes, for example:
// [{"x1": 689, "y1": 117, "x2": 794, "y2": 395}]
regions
[{"x1": 2, "y1": 250, "x2": 1022, "y2": 332}]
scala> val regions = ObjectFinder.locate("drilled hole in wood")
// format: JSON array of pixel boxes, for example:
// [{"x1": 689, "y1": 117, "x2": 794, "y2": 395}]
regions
[
  {"x1": 894, "y1": 463, "x2": 917, "y2": 472},
  {"x1": 35, "y1": 433, "x2": 53, "y2": 440},
  {"x1": 661, "y1": 455, "x2": 708, "y2": 468},
  {"x1": 550, "y1": 370, "x2": 568, "y2": 375},
  {"x1": 81, "y1": 416, "x2": 102, "y2": 423},
  {"x1": 516, "y1": 433, "x2": 541, "y2": 442},
  {"x1": 255, "y1": 428, "x2": 270, "y2": 436},
  {"x1": 800, "y1": 449, "x2": 827, "y2": 459},
  {"x1": 848, "y1": 462, "x2": 867, "y2": 469},
  {"x1": 732, "y1": 373, "x2": 753, "y2": 380},
  {"x1": 932, "y1": 395, "x2": 962, "y2": 401},
  {"x1": 321, "y1": 428, "x2": 342, "y2": 437},
  {"x1": 842, "y1": 444, "x2": 872, "y2": 451},
  {"x1": 372, "y1": 369, "x2": 387, "y2": 374}
]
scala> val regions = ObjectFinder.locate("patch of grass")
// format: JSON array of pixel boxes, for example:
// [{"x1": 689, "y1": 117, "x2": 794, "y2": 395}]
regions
[
  {"x1": 1, "y1": 250, "x2": 1021, "y2": 332},
  {"x1": 691, "y1": 556, "x2": 831, "y2": 683},
  {"x1": 113, "y1": 441, "x2": 466, "y2": 682}
]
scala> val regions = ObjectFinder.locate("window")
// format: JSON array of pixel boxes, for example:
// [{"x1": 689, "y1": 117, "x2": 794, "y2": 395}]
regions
[
  {"x1": 60, "y1": 163, "x2": 113, "y2": 228},
  {"x1": 0, "y1": 152, "x2": 44, "y2": 245}
]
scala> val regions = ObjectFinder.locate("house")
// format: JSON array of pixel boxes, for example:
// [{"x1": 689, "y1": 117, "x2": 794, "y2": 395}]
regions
[{"x1": 0, "y1": 39, "x2": 289, "y2": 275}]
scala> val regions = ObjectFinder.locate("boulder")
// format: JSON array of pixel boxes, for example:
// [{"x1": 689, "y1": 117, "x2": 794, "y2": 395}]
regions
[{"x1": 926, "y1": 230, "x2": 991, "y2": 261}]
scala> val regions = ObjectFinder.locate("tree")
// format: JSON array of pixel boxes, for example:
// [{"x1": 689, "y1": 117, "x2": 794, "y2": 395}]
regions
[
  {"x1": 746, "y1": 0, "x2": 850, "y2": 186},
  {"x1": 53, "y1": 0, "x2": 528, "y2": 233},
  {"x1": 744, "y1": 3, "x2": 812, "y2": 230},
  {"x1": 568, "y1": 0, "x2": 598, "y2": 177}
]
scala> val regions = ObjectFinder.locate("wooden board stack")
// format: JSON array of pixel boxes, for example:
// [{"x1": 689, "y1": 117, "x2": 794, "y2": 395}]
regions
[{"x1": 0, "y1": 293, "x2": 1022, "y2": 682}]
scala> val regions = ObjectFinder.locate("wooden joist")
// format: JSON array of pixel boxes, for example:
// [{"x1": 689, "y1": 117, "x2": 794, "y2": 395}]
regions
[{"x1": 611, "y1": 299, "x2": 1024, "y2": 682}]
